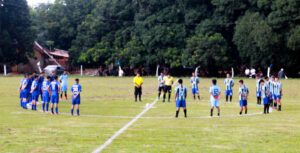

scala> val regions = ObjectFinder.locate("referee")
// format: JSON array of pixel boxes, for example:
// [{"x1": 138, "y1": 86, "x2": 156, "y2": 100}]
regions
[{"x1": 133, "y1": 73, "x2": 143, "y2": 102}]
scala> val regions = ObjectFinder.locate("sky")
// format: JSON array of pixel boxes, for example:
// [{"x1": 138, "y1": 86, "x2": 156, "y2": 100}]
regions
[{"x1": 27, "y1": 0, "x2": 54, "y2": 7}]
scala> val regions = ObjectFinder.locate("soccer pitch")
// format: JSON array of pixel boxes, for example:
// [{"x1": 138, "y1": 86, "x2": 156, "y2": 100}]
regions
[{"x1": 1, "y1": 76, "x2": 300, "y2": 153}]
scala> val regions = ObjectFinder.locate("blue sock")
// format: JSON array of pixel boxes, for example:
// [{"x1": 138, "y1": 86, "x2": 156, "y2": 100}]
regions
[
  {"x1": 20, "y1": 99, "x2": 22, "y2": 107},
  {"x1": 46, "y1": 103, "x2": 49, "y2": 111},
  {"x1": 32, "y1": 105, "x2": 34, "y2": 110},
  {"x1": 55, "y1": 107, "x2": 58, "y2": 114},
  {"x1": 34, "y1": 104, "x2": 37, "y2": 110},
  {"x1": 42, "y1": 103, "x2": 45, "y2": 111},
  {"x1": 71, "y1": 109, "x2": 73, "y2": 115},
  {"x1": 77, "y1": 109, "x2": 79, "y2": 116},
  {"x1": 51, "y1": 108, "x2": 54, "y2": 114}
]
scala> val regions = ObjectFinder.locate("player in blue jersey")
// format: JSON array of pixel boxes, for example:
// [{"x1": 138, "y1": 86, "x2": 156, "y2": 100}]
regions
[
  {"x1": 210, "y1": 79, "x2": 221, "y2": 117},
  {"x1": 260, "y1": 79, "x2": 271, "y2": 114},
  {"x1": 238, "y1": 80, "x2": 249, "y2": 115},
  {"x1": 19, "y1": 74, "x2": 27, "y2": 108},
  {"x1": 20, "y1": 74, "x2": 29, "y2": 109},
  {"x1": 256, "y1": 74, "x2": 262, "y2": 105},
  {"x1": 157, "y1": 73, "x2": 165, "y2": 100},
  {"x1": 41, "y1": 76, "x2": 51, "y2": 112},
  {"x1": 274, "y1": 77, "x2": 283, "y2": 111},
  {"x1": 30, "y1": 75, "x2": 39, "y2": 110},
  {"x1": 270, "y1": 76, "x2": 276, "y2": 108},
  {"x1": 174, "y1": 79, "x2": 187, "y2": 118},
  {"x1": 38, "y1": 72, "x2": 44, "y2": 103},
  {"x1": 224, "y1": 74, "x2": 234, "y2": 102},
  {"x1": 50, "y1": 71, "x2": 56, "y2": 82},
  {"x1": 60, "y1": 70, "x2": 69, "y2": 101},
  {"x1": 27, "y1": 73, "x2": 33, "y2": 103},
  {"x1": 50, "y1": 76, "x2": 60, "y2": 115},
  {"x1": 71, "y1": 78, "x2": 82, "y2": 116},
  {"x1": 190, "y1": 73, "x2": 200, "y2": 100}
]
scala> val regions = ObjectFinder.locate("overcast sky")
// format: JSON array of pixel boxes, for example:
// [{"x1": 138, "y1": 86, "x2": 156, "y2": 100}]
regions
[{"x1": 27, "y1": 0, "x2": 54, "y2": 7}]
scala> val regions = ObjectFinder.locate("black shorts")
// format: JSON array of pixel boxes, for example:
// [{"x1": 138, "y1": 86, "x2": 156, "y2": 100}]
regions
[
  {"x1": 164, "y1": 86, "x2": 172, "y2": 93},
  {"x1": 134, "y1": 87, "x2": 142, "y2": 95},
  {"x1": 158, "y1": 86, "x2": 164, "y2": 92}
]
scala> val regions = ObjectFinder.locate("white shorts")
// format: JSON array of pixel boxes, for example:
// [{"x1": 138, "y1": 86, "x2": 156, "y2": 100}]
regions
[{"x1": 211, "y1": 99, "x2": 220, "y2": 107}]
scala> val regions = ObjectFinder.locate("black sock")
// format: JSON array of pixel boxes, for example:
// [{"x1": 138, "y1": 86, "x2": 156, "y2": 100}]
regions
[
  {"x1": 279, "y1": 105, "x2": 281, "y2": 111},
  {"x1": 230, "y1": 96, "x2": 232, "y2": 102},
  {"x1": 218, "y1": 111, "x2": 220, "y2": 116},
  {"x1": 60, "y1": 93, "x2": 63, "y2": 98},
  {"x1": 158, "y1": 93, "x2": 160, "y2": 98},
  {"x1": 274, "y1": 102, "x2": 277, "y2": 107},
  {"x1": 175, "y1": 110, "x2": 179, "y2": 118},
  {"x1": 264, "y1": 104, "x2": 267, "y2": 113},
  {"x1": 184, "y1": 109, "x2": 187, "y2": 117},
  {"x1": 139, "y1": 94, "x2": 141, "y2": 101},
  {"x1": 193, "y1": 95, "x2": 195, "y2": 100},
  {"x1": 210, "y1": 109, "x2": 213, "y2": 116},
  {"x1": 163, "y1": 94, "x2": 166, "y2": 101},
  {"x1": 245, "y1": 109, "x2": 247, "y2": 114},
  {"x1": 240, "y1": 111, "x2": 242, "y2": 115},
  {"x1": 168, "y1": 94, "x2": 171, "y2": 101},
  {"x1": 267, "y1": 104, "x2": 270, "y2": 113},
  {"x1": 226, "y1": 96, "x2": 228, "y2": 102},
  {"x1": 198, "y1": 96, "x2": 200, "y2": 100},
  {"x1": 135, "y1": 95, "x2": 137, "y2": 102}
]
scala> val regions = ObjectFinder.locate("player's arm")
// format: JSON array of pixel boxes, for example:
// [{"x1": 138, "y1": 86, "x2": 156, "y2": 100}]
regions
[
  {"x1": 75, "y1": 91, "x2": 80, "y2": 99},
  {"x1": 185, "y1": 88, "x2": 187, "y2": 99}
]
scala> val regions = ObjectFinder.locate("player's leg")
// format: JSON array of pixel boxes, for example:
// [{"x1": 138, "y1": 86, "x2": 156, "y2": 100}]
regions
[
  {"x1": 197, "y1": 88, "x2": 200, "y2": 100},
  {"x1": 168, "y1": 87, "x2": 171, "y2": 102},
  {"x1": 134, "y1": 87, "x2": 138, "y2": 102},
  {"x1": 277, "y1": 96, "x2": 281, "y2": 111},
  {"x1": 244, "y1": 106, "x2": 248, "y2": 114},
  {"x1": 71, "y1": 99, "x2": 75, "y2": 115},
  {"x1": 163, "y1": 86, "x2": 167, "y2": 102},
  {"x1": 216, "y1": 106, "x2": 220, "y2": 116},
  {"x1": 175, "y1": 107, "x2": 180, "y2": 118},
  {"x1": 192, "y1": 88, "x2": 195, "y2": 100},
  {"x1": 138, "y1": 87, "x2": 142, "y2": 102},
  {"x1": 64, "y1": 91, "x2": 68, "y2": 100},
  {"x1": 158, "y1": 87, "x2": 161, "y2": 99},
  {"x1": 229, "y1": 90, "x2": 233, "y2": 102},
  {"x1": 239, "y1": 106, "x2": 243, "y2": 115},
  {"x1": 76, "y1": 104, "x2": 80, "y2": 116},
  {"x1": 273, "y1": 94, "x2": 277, "y2": 109},
  {"x1": 55, "y1": 102, "x2": 59, "y2": 115},
  {"x1": 50, "y1": 102, "x2": 54, "y2": 114},
  {"x1": 210, "y1": 100, "x2": 214, "y2": 116},
  {"x1": 42, "y1": 97, "x2": 46, "y2": 112},
  {"x1": 225, "y1": 90, "x2": 228, "y2": 102}
]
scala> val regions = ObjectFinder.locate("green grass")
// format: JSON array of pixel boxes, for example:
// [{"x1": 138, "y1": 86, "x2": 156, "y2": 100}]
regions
[{"x1": 0, "y1": 76, "x2": 300, "y2": 153}]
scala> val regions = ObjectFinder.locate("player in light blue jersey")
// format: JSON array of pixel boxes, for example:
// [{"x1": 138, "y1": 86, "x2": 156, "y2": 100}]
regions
[
  {"x1": 238, "y1": 80, "x2": 249, "y2": 115},
  {"x1": 274, "y1": 77, "x2": 283, "y2": 111},
  {"x1": 224, "y1": 73, "x2": 234, "y2": 102},
  {"x1": 210, "y1": 79, "x2": 221, "y2": 117},
  {"x1": 190, "y1": 73, "x2": 200, "y2": 100},
  {"x1": 50, "y1": 76, "x2": 60, "y2": 115},
  {"x1": 19, "y1": 74, "x2": 29, "y2": 109},
  {"x1": 60, "y1": 70, "x2": 69, "y2": 101},
  {"x1": 30, "y1": 75, "x2": 39, "y2": 110},
  {"x1": 260, "y1": 79, "x2": 271, "y2": 114},
  {"x1": 19, "y1": 74, "x2": 27, "y2": 108},
  {"x1": 41, "y1": 76, "x2": 51, "y2": 112},
  {"x1": 174, "y1": 79, "x2": 187, "y2": 118},
  {"x1": 256, "y1": 74, "x2": 262, "y2": 105},
  {"x1": 157, "y1": 73, "x2": 165, "y2": 100},
  {"x1": 38, "y1": 72, "x2": 44, "y2": 103},
  {"x1": 268, "y1": 76, "x2": 275, "y2": 107},
  {"x1": 71, "y1": 78, "x2": 82, "y2": 116}
]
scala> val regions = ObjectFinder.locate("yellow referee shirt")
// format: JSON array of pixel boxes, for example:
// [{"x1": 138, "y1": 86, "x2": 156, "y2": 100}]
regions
[
  {"x1": 164, "y1": 77, "x2": 174, "y2": 86},
  {"x1": 133, "y1": 76, "x2": 143, "y2": 87}
]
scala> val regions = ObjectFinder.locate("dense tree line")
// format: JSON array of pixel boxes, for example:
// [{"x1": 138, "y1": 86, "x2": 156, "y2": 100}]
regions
[{"x1": 2, "y1": 0, "x2": 300, "y2": 76}]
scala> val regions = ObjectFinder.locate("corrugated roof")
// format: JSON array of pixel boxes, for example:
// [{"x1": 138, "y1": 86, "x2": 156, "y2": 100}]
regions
[{"x1": 49, "y1": 49, "x2": 69, "y2": 58}]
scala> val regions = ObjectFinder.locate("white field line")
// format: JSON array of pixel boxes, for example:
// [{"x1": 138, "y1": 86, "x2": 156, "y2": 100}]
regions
[{"x1": 91, "y1": 79, "x2": 179, "y2": 153}]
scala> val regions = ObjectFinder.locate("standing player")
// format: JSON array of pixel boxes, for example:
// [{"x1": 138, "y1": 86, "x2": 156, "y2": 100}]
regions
[
  {"x1": 238, "y1": 80, "x2": 249, "y2": 115},
  {"x1": 38, "y1": 72, "x2": 44, "y2": 103},
  {"x1": 30, "y1": 75, "x2": 39, "y2": 110},
  {"x1": 224, "y1": 74, "x2": 234, "y2": 102},
  {"x1": 60, "y1": 70, "x2": 69, "y2": 101},
  {"x1": 20, "y1": 74, "x2": 29, "y2": 109},
  {"x1": 41, "y1": 76, "x2": 51, "y2": 112},
  {"x1": 274, "y1": 77, "x2": 283, "y2": 111},
  {"x1": 260, "y1": 80, "x2": 271, "y2": 114},
  {"x1": 50, "y1": 76, "x2": 60, "y2": 115},
  {"x1": 157, "y1": 73, "x2": 165, "y2": 100},
  {"x1": 270, "y1": 76, "x2": 276, "y2": 108},
  {"x1": 265, "y1": 76, "x2": 273, "y2": 107},
  {"x1": 163, "y1": 74, "x2": 174, "y2": 102},
  {"x1": 19, "y1": 74, "x2": 27, "y2": 108},
  {"x1": 190, "y1": 73, "x2": 200, "y2": 100},
  {"x1": 256, "y1": 74, "x2": 262, "y2": 105},
  {"x1": 71, "y1": 78, "x2": 82, "y2": 116},
  {"x1": 210, "y1": 79, "x2": 221, "y2": 117},
  {"x1": 174, "y1": 79, "x2": 187, "y2": 118},
  {"x1": 133, "y1": 73, "x2": 143, "y2": 102},
  {"x1": 50, "y1": 71, "x2": 56, "y2": 82}
]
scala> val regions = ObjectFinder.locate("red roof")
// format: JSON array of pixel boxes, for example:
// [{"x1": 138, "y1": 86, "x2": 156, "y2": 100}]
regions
[{"x1": 50, "y1": 49, "x2": 69, "y2": 58}]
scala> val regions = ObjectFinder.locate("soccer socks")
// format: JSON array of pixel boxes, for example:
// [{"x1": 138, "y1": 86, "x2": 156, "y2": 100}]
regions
[
  {"x1": 55, "y1": 107, "x2": 58, "y2": 114},
  {"x1": 257, "y1": 97, "x2": 261, "y2": 104},
  {"x1": 42, "y1": 103, "x2": 45, "y2": 111},
  {"x1": 20, "y1": 99, "x2": 22, "y2": 107},
  {"x1": 245, "y1": 109, "x2": 247, "y2": 114},
  {"x1": 240, "y1": 111, "x2": 242, "y2": 115},
  {"x1": 46, "y1": 103, "x2": 49, "y2": 111},
  {"x1": 278, "y1": 105, "x2": 281, "y2": 111},
  {"x1": 193, "y1": 95, "x2": 196, "y2": 100},
  {"x1": 184, "y1": 109, "x2": 187, "y2": 118},
  {"x1": 51, "y1": 108, "x2": 54, "y2": 114},
  {"x1": 230, "y1": 96, "x2": 232, "y2": 102},
  {"x1": 77, "y1": 109, "x2": 80, "y2": 116},
  {"x1": 274, "y1": 102, "x2": 277, "y2": 108},
  {"x1": 226, "y1": 96, "x2": 228, "y2": 102},
  {"x1": 168, "y1": 94, "x2": 171, "y2": 102},
  {"x1": 210, "y1": 109, "x2": 213, "y2": 116},
  {"x1": 198, "y1": 95, "x2": 200, "y2": 100},
  {"x1": 175, "y1": 110, "x2": 179, "y2": 118},
  {"x1": 71, "y1": 109, "x2": 74, "y2": 115}
]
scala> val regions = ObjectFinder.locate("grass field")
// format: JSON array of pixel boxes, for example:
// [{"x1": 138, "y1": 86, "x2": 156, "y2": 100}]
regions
[{"x1": 1, "y1": 76, "x2": 300, "y2": 153}]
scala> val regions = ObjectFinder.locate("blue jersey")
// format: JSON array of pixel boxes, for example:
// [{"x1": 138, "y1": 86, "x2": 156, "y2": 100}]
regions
[
  {"x1": 42, "y1": 80, "x2": 50, "y2": 95},
  {"x1": 71, "y1": 83, "x2": 82, "y2": 99},
  {"x1": 175, "y1": 85, "x2": 187, "y2": 101},
  {"x1": 60, "y1": 74, "x2": 68, "y2": 87},
  {"x1": 50, "y1": 75, "x2": 55, "y2": 82},
  {"x1": 38, "y1": 76, "x2": 44, "y2": 93},
  {"x1": 31, "y1": 80, "x2": 39, "y2": 95},
  {"x1": 21, "y1": 78, "x2": 28, "y2": 90},
  {"x1": 224, "y1": 78, "x2": 234, "y2": 90},
  {"x1": 190, "y1": 77, "x2": 200, "y2": 89},
  {"x1": 256, "y1": 78, "x2": 261, "y2": 91},
  {"x1": 210, "y1": 85, "x2": 221, "y2": 100},
  {"x1": 158, "y1": 76, "x2": 165, "y2": 87},
  {"x1": 273, "y1": 81, "x2": 282, "y2": 95},
  {"x1": 50, "y1": 81, "x2": 60, "y2": 96},
  {"x1": 239, "y1": 85, "x2": 249, "y2": 100},
  {"x1": 27, "y1": 77, "x2": 33, "y2": 90},
  {"x1": 269, "y1": 81, "x2": 274, "y2": 93},
  {"x1": 261, "y1": 84, "x2": 270, "y2": 98}
]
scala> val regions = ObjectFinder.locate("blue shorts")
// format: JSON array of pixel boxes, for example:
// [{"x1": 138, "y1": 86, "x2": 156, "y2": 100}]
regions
[
  {"x1": 43, "y1": 95, "x2": 50, "y2": 102},
  {"x1": 72, "y1": 98, "x2": 81, "y2": 105},
  {"x1": 21, "y1": 90, "x2": 29, "y2": 99},
  {"x1": 192, "y1": 88, "x2": 199, "y2": 94},
  {"x1": 176, "y1": 100, "x2": 186, "y2": 108},
  {"x1": 210, "y1": 99, "x2": 219, "y2": 107},
  {"x1": 272, "y1": 94, "x2": 277, "y2": 100},
  {"x1": 256, "y1": 91, "x2": 261, "y2": 97},
  {"x1": 225, "y1": 90, "x2": 233, "y2": 96},
  {"x1": 60, "y1": 85, "x2": 68, "y2": 92},
  {"x1": 263, "y1": 97, "x2": 269, "y2": 104},
  {"x1": 276, "y1": 94, "x2": 281, "y2": 100},
  {"x1": 51, "y1": 95, "x2": 59, "y2": 103},
  {"x1": 239, "y1": 100, "x2": 247, "y2": 106},
  {"x1": 31, "y1": 93, "x2": 39, "y2": 101}
]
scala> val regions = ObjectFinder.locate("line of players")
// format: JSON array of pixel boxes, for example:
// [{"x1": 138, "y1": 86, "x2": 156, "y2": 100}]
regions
[
  {"x1": 157, "y1": 73, "x2": 283, "y2": 118},
  {"x1": 18, "y1": 71, "x2": 82, "y2": 116}
]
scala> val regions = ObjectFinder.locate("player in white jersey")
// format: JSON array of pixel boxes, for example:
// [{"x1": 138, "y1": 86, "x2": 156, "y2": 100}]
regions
[
  {"x1": 238, "y1": 80, "x2": 249, "y2": 115},
  {"x1": 157, "y1": 73, "x2": 165, "y2": 100},
  {"x1": 224, "y1": 73, "x2": 234, "y2": 102},
  {"x1": 190, "y1": 73, "x2": 200, "y2": 100},
  {"x1": 174, "y1": 79, "x2": 188, "y2": 118},
  {"x1": 256, "y1": 74, "x2": 262, "y2": 105},
  {"x1": 274, "y1": 77, "x2": 283, "y2": 111},
  {"x1": 210, "y1": 79, "x2": 221, "y2": 117}
]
